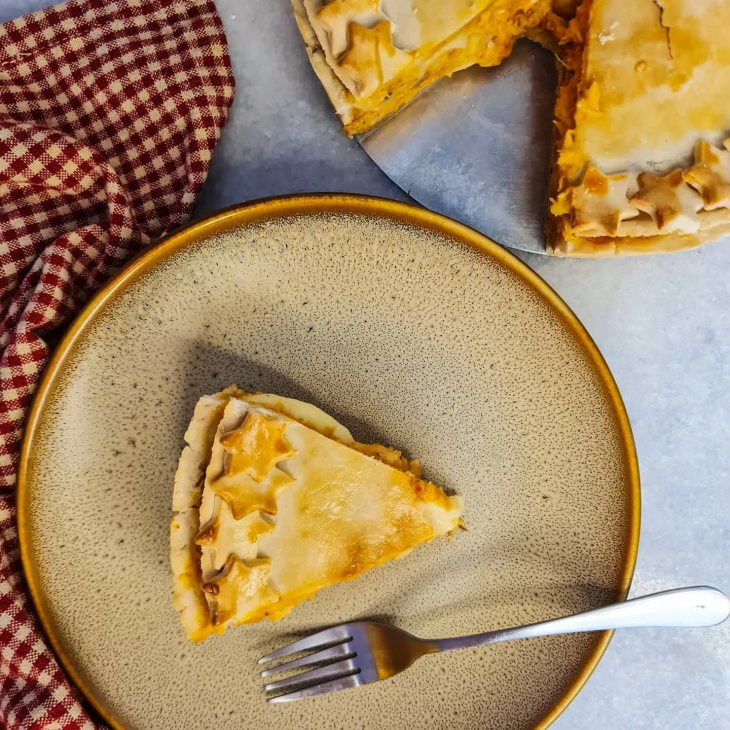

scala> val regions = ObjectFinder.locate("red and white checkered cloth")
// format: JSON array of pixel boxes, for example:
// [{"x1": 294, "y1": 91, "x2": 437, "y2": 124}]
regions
[{"x1": 0, "y1": 0, "x2": 235, "y2": 726}]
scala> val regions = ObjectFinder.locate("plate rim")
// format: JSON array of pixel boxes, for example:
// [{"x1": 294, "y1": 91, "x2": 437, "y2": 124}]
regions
[{"x1": 17, "y1": 193, "x2": 641, "y2": 730}]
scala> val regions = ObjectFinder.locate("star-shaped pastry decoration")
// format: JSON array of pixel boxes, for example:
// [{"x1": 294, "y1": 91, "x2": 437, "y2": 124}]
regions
[
  {"x1": 338, "y1": 20, "x2": 412, "y2": 98},
  {"x1": 317, "y1": 0, "x2": 386, "y2": 58},
  {"x1": 220, "y1": 412, "x2": 295, "y2": 482},
  {"x1": 196, "y1": 504, "x2": 274, "y2": 550},
  {"x1": 203, "y1": 556, "x2": 278, "y2": 627},
  {"x1": 570, "y1": 166, "x2": 639, "y2": 236},
  {"x1": 210, "y1": 466, "x2": 294, "y2": 520},
  {"x1": 684, "y1": 139, "x2": 730, "y2": 211},
  {"x1": 629, "y1": 169, "x2": 703, "y2": 234}
]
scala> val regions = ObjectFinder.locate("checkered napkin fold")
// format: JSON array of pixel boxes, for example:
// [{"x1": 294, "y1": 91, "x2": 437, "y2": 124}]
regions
[{"x1": 0, "y1": 0, "x2": 235, "y2": 726}]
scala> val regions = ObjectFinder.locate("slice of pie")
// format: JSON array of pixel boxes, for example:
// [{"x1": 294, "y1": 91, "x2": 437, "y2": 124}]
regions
[
  {"x1": 292, "y1": 0, "x2": 554, "y2": 136},
  {"x1": 170, "y1": 387, "x2": 463, "y2": 642},
  {"x1": 293, "y1": 0, "x2": 730, "y2": 256}
]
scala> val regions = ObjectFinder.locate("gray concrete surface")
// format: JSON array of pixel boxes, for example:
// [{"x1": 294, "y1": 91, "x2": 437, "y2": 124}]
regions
[{"x1": 4, "y1": 0, "x2": 729, "y2": 728}]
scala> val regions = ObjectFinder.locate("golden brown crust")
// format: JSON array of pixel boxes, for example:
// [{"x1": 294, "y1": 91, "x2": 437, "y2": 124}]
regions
[
  {"x1": 629, "y1": 170, "x2": 702, "y2": 234},
  {"x1": 170, "y1": 511, "x2": 214, "y2": 643},
  {"x1": 569, "y1": 166, "x2": 638, "y2": 237},
  {"x1": 209, "y1": 466, "x2": 294, "y2": 520},
  {"x1": 550, "y1": 141, "x2": 730, "y2": 256},
  {"x1": 547, "y1": 0, "x2": 730, "y2": 256},
  {"x1": 220, "y1": 412, "x2": 295, "y2": 480},
  {"x1": 170, "y1": 389, "x2": 247, "y2": 643},
  {"x1": 203, "y1": 556, "x2": 279, "y2": 627},
  {"x1": 174, "y1": 388, "x2": 463, "y2": 641},
  {"x1": 291, "y1": 0, "x2": 552, "y2": 136},
  {"x1": 338, "y1": 20, "x2": 413, "y2": 98},
  {"x1": 685, "y1": 140, "x2": 730, "y2": 211},
  {"x1": 550, "y1": 220, "x2": 730, "y2": 257}
]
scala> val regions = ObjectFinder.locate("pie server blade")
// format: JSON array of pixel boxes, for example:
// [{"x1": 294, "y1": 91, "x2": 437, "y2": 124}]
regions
[{"x1": 356, "y1": 39, "x2": 558, "y2": 254}]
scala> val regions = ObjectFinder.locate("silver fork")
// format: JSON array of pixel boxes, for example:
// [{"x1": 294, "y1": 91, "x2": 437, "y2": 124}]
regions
[{"x1": 258, "y1": 586, "x2": 729, "y2": 703}]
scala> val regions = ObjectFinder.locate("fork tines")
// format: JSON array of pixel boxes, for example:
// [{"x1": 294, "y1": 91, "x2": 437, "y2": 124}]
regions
[{"x1": 258, "y1": 625, "x2": 360, "y2": 703}]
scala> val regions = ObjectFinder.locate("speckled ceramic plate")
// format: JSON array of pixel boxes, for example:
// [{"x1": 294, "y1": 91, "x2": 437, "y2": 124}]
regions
[{"x1": 18, "y1": 195, "x2": 639, "y2": 730}]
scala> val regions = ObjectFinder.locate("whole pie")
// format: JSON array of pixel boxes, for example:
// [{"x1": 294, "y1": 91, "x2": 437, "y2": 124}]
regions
[
  {"x1": 170, "y1": 387, "x2": 463, "y2": 642},
  {"x1": 292, "y1": 0, "x2": 730, "y2": 256}
]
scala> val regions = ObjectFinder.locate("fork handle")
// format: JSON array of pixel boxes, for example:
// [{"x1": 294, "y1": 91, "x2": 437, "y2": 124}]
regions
[{"x1": 431, "y1": 587, "x2": 730, "y2": 654}]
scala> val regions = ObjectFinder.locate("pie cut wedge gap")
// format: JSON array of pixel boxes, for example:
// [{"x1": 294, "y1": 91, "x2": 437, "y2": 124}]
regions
[
  {"x1": 293, "y1": 0, "x2": 730, "y2": 256},
  {"x1": 170, "y1": 388, "x2": 464, "y2": 642}
]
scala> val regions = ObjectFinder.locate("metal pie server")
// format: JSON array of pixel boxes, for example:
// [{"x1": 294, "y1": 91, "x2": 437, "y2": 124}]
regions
[{"x1": 357, "y1": 39, "x2": 558, "y2": 254}]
